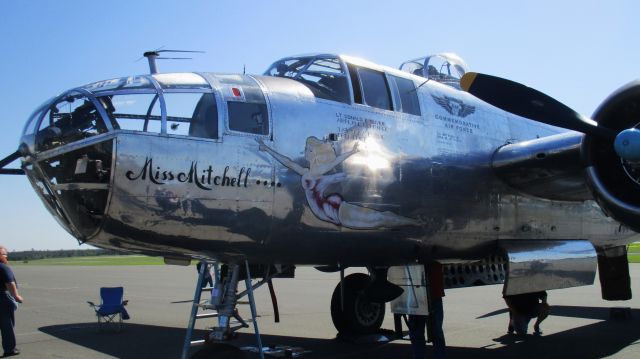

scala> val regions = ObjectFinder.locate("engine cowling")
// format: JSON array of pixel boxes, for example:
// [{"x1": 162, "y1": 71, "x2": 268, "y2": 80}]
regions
[{"x1": 583, "y1": 80, "x2": 640, "y2": 232}]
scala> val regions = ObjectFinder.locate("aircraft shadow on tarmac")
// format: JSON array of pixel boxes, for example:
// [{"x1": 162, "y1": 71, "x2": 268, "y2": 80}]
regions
[{"x1": 39, "y1": 307, "x2": 640, "y2": 359}]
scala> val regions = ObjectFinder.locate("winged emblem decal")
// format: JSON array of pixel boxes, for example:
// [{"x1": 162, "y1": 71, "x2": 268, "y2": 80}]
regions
[{"x1": 432, "y1": 94, "x2": 476, "y2": 118}]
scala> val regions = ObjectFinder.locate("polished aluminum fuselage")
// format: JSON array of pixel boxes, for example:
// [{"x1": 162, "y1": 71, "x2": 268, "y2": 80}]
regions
[{"x1": 56, "y1": 74, "x2": 634, "y2": 266}]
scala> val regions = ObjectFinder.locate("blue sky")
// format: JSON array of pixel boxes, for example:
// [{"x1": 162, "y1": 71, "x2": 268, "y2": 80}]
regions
[{"x1": 0, "y1": 0, "x2": 637, "y2": 251}]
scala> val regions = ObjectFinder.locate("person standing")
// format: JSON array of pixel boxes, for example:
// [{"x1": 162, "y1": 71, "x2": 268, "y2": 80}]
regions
[
  {"x1": 0, "y1": 246, "x2": 22, "y2": 357},
  {"x1": 196, "y1": 261, "x2": 213, "y2": 288},
  {"x1": 408, "y1": 262, "x2": 446, "y2": 359}
]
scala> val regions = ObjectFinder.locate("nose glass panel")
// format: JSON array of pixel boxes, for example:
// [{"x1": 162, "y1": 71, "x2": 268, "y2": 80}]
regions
[
  {"x1": 35, "y1": 94, "x2": 112, "y2": 152},
  {"x1": 32, "y1": 140, "x2": 114, "y2": 240}
]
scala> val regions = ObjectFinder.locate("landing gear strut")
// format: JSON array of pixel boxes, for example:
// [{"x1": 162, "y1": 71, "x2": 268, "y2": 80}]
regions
[
  {"x1": 330, "y1": 273, "x2": 386, "y2": 334},
  {"x1": 208, "y1": 263, "x2": 251, "y2": 341}
]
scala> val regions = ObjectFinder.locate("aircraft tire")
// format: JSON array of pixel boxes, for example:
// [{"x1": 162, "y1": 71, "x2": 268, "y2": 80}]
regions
[{"x1": 330, "y1": 273, "x2": 385, "y2": 335}]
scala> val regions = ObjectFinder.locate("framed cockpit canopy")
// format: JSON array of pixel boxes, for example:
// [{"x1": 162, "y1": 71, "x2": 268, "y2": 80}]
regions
[
  {"x1": 265, "y1": 53, "x2": 422, "y2": 116},
  {"x1": 399, "y1": 53, "x2": 469, "y2": 89},
  {"x1": 265, "y1": 54, "x2": 350, "y2": 104}
]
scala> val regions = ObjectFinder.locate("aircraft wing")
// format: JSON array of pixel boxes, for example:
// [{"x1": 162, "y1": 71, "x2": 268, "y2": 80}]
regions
[{"x1": 491, "y1": 131, "x2": 592, "y2": 201}]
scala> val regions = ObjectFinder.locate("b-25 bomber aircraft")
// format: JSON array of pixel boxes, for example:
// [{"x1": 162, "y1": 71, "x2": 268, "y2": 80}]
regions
[{"x1": 2, "y1": 51, "x2": 640, "y2": 350}]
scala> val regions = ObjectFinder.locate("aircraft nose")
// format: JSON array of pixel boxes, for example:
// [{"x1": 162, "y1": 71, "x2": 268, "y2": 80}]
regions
[
  {"x1": 19, "y1": 91, "x2": 115, "y2": 241},
  {"x1": 22, "y1": 138, "x2": 114, "y2": 241}
]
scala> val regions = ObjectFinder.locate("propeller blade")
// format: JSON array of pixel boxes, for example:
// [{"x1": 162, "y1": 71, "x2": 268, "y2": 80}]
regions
[{"x1": 460, "y1": 72, "x2": 616, "y2": 140}]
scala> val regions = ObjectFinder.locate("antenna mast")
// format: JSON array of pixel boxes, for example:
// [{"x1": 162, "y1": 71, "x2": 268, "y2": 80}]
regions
[
  {"x1": 143, "y1": 51, "x2": 160, "y2": 74},
  {"x1": 141, "y1": 49, "x2": 205, "y2": 74}
]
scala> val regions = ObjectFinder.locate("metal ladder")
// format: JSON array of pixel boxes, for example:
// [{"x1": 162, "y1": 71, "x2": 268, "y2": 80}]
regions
[{"x1": 180, "y1": 260, "x2": 265, "y2": 359}]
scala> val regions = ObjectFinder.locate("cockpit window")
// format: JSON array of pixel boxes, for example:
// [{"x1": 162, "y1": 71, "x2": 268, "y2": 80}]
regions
[
  {"x1": 164, "y1": 93, "x2": 218, "y2": 138},
  {"x1": 399, "y1": 53, "x2": 469, "y2": 90},
  {"x1": 104, "y1": 94, "x2": 157, "y2": 132},
  {"x1": 389, "y1": 75, "x2": 421, "y2": 116},
  {"x1": 36, "y1": 95, "x2": 110, "y2": 152},
  {"x1": 356, "y1": 67, "x2": 392, "y2": 111},
  {"x1": 217, "y1": 75, "x2": 269, "y2": 136},
  {"x1": 399, "y1": 60, "x2": 425, "y2": 77},
  {"x1": 424, "y1": 55, "x2": 466, "y2": 89},
  {"x1": 265, "y1": 56, "x2": 349, "y2": 103},
  {"x1": 266, "y1": 58, "x2": 312, "y2": 78}
]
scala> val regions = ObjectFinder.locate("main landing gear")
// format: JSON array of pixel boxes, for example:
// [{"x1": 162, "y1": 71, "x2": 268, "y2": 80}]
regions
[{"x1": 330, "y1": 269, "x2": 403, "y2": 335}]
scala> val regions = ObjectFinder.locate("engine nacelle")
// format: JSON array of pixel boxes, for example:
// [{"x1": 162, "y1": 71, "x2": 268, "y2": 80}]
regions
[{"x1": 583, "y1": 80, "x2": 640, "y2": 232}]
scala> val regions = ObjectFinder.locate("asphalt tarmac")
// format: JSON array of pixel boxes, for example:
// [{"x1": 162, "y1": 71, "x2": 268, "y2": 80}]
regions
[{"x1": 7, "y1": 263, "x2": 640, "y2": 359}]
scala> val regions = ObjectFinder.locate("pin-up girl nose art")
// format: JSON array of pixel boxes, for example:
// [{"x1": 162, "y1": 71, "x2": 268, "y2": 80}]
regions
[{"x1": 258, "y1": 137, "x2": 417, "y2": 229}]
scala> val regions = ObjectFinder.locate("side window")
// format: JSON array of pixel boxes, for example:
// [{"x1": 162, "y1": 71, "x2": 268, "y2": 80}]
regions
[
  {"x1": 101, "y1": 92, "x2": 218, "y2": 139},
  {"x1": 228, "y1": 101, "x2": 268, "y2": 135},
  {"x1": 163, "y1": 93, "x2": 218, "y2": 139},
  {"x1": 106, "y1": 94, "x2": 160, "y2": 132},
  {"x1": 219, "y1": 75, "x2": 270, "y2": 136},
  {"x1": 389, "y1": 75, "x2": 421, "y2": 116},
  {"x1": 348, "y1": 65, "x2": 363, "y2": 104},
  {"x1": 189, "y1": 93, "x2": 219, "y2": 139},
  {"x1": 357, "y1": 68, "x2": 391, "y2": 111}
]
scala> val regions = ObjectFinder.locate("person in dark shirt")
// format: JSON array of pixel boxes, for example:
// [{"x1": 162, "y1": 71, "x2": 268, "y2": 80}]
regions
[
  {"x1": 504, "y1": 291, "x2": 549, "y2": 336},
  {"x1": 408, "y1": 262, "x2": 446, "y2": 359},
  {"x1": 0, "y1": 246, "x2": 22, "y2": 357}
]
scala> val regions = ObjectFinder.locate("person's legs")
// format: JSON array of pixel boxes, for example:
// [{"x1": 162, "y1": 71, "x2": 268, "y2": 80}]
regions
[
  {"x1": 507, "y1": 310, "x2": 514, "y2": 334},
  {"x1": 0, "y1": 299, "x2": 16, "y2": 354},
  {"x1": 408, "y1": 315, "x2": 427, "y2": 359},
  {"x1": 512, "y1": 312, "x2": 530, "y2": 336},
  {"x1": 430, "y1": 298, "x2": 446, "y2": 359},
  {"x1": 533, "y1": 303, "x2": 550, "y2": 334}
]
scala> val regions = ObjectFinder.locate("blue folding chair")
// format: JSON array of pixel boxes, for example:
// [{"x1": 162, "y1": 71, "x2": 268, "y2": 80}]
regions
[{"x1": 87, "y1": 287, "x2": 130, "y2": 332}]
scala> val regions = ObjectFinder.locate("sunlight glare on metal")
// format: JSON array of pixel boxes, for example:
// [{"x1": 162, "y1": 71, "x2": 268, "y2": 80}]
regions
[{"x1": 350, "y1": 137, "x2": 391, "y2": 171}]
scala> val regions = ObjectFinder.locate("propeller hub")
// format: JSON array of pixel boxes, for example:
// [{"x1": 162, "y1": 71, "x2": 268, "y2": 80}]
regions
[{"x1": 614, "y1": 128, "x2": 640, "y2": 162}]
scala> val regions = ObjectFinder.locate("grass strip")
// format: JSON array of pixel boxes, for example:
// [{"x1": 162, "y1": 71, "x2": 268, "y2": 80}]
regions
[{"x1": 13, "y1": 255, "x2": 166, "y2": 266}]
